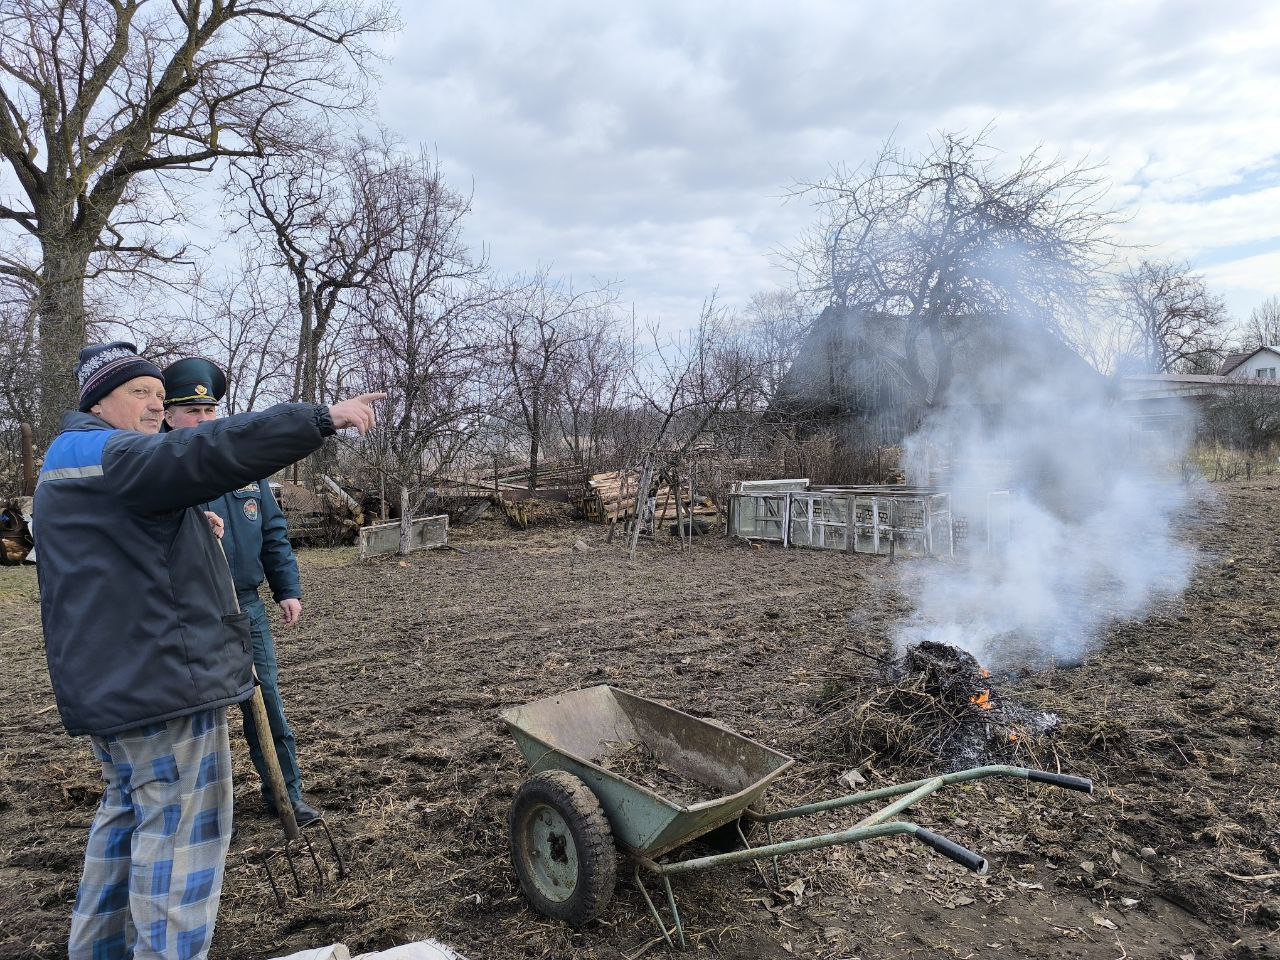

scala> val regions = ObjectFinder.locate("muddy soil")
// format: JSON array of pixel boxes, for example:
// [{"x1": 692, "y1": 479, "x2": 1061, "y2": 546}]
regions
[
  {"x1": 2, "y1": 480, "x2": 1279, "y2": 959},
  {"x1": 593, "y1": 740, "x2": 720, "y2": 807}
]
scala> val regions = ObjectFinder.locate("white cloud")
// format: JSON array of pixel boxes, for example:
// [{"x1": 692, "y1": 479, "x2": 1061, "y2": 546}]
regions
[
  {"x1": 1202, "y1": 249, "x2": 1280, "y2": 305},
  {"x1": 377, "y1": 1, "x2": 1280, "y2": 325}
]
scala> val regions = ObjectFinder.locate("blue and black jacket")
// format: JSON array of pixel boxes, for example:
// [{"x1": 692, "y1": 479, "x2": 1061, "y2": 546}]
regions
[
  {"x1": 34, "y1": 404, "x2": 333, "y2": 737},
  {"x1": 207, "y1": 480, "x2": 300, "y2": 604}
]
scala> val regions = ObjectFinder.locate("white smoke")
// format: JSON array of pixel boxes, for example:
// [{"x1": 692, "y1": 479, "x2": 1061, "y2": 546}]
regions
[{"x1": 894, "y1": 318, "x2": 1198, "y2": 668}]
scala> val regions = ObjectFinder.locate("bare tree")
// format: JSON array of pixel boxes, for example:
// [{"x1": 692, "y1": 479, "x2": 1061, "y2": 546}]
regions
[
  {"x1": 743, "y1": 288, "x2": 810, "y2": 399},
  {"x1": 552, "y1": 305, "x2": 628, "y2": 474},
  {"x1": 351, "y1": 149, "x2": 493, "y2": 552},
  {"x1": 1203, "y1": 382, "x2": 1280, "y2": 452},
  {"x1": 232, "y1": 132, "x2": 404, "y2": 407},
  {"x1": 185, "y1": 259, "x2": 297, "y2": 413},
  {"x1": 494, "y1": 271, "x2": 617, "y2": 491},
  {"x1": 786, "y1": 129, "x2": 1117, "y2": 406},
  {"x1": 1240, "y1": 295, "x2": 1280, "y2": 352},
  {"x1": 1119, "y1": 259, "x2": 1229, "y2": 373},
  {"x1": 0, "y1": 0, "x2": 394, "y2": 427},
  {"x1": 622, "y1": 297, "x2": 768, "y2": 556},
  {"x1": 0, "y1": 286, "x2": 38, "y2": 432},
  {"x1": 634, "y1": 300, "x2": 767, "y2": 453}
]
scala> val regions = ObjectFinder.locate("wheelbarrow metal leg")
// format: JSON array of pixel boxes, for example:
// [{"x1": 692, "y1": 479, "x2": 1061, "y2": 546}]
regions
[
  {"x1": 765, "y1": 822, "x2": 781, "y2": 887},
  {"x1": 735, "y1": 821, "x2": 771, "y2": 888},
  {"x1": 663, "y1": 874, "x2": 686, "y2": 949},
  {"x1": 634, "y1": 866, "x2": 676, "y2": 950}
]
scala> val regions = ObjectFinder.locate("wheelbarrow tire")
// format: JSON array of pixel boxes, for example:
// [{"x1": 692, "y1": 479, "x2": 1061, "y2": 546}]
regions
[{"x1": 509, "y1": 770, "x2": 617, "y2": 927}]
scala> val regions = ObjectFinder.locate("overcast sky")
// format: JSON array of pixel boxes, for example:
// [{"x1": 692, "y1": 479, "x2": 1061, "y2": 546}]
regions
[{"x1": 371, "y1": 0, "x2": 1280, "y2": 330}]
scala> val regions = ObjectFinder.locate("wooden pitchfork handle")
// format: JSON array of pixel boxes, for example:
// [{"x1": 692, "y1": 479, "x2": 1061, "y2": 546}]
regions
[{"x1": 216, "y1": 539, "x2": 301, "y2": 842}]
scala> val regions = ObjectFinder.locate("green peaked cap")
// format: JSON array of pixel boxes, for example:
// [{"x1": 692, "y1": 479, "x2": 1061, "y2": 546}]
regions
[{"x1": 162, "y1": 357, "x2": 227, "y2": 407}]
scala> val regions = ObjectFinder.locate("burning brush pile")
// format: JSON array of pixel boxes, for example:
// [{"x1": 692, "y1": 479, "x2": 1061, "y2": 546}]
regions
[{"x1": 815, "y1": 640, "x2": 1059, "y2": 772}]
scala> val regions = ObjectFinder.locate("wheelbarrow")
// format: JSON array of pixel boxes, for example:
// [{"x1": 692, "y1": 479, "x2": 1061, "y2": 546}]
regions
[{"x1": 500, "y1": 685, "x2": 1093, "y2": 950}]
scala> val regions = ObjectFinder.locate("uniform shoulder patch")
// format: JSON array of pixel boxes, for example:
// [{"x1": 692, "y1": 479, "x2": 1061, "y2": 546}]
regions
[{"x1": 242, "y1": 498, "x2": 260, "y2": 521}]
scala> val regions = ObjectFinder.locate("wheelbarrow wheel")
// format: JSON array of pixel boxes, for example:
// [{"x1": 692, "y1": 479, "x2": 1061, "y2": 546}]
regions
[{"x1": 509, "y1": 770, "x2": 617, "y2": 927}]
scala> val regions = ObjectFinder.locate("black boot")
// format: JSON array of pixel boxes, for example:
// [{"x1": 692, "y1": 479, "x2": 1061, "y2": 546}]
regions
[
  {"x1": 264, "y1": 796, "x2": 323, "y2": 827},
  {"x1": 292, "y1": 799, "x2": 323, "y2": 827}
]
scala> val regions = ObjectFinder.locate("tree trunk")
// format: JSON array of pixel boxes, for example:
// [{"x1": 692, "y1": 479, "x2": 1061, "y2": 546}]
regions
[
  {"x1": 293, "y1": 277, "x2": 315, "y2": 403},
  {"x1": 36, "y1": 242, "x2": 92, "y2": 441},
  {"x1": 398, "y1": 484, "x2": 412, "y2": 556},
  {"x1": 527, "y1": 404, "x2": 540, "y2": 494}
]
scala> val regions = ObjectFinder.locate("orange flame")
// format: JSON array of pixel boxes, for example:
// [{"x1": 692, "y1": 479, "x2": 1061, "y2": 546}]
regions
[
  {"x1": 969, "y1": 690, "x2": 992, "y2": 711},
  {"x1": 979, "y1": 668, "x2": 990, "y2": 679}
]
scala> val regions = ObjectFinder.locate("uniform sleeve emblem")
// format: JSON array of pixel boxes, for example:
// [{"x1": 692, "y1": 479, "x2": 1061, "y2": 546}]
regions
[{"x1": 243, "y1": 498, "x2": 260, "y2": 521}]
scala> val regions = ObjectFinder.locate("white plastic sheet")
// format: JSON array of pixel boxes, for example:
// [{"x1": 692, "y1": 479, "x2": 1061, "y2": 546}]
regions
[{"x1": 273, "y1": 943, "x2": 467, "y2": 960}]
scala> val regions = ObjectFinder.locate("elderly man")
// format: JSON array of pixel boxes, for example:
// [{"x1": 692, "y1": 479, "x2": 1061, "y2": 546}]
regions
[
  {"x1": 35, "y1": 341, "x2": 381, "y2": 960},
  {"x1": 163, "y1": 357, "x2": 321, "y2": 827}
]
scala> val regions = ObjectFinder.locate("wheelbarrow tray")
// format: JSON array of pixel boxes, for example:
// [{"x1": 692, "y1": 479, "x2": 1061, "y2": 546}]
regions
[{"x1": 500, "y1": 685, "x2": 794, "y2": 858}]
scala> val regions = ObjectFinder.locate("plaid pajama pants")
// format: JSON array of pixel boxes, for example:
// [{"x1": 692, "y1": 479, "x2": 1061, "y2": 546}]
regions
[{"x1": 69, "y1": 708, "x2": 234, "y2": 960}]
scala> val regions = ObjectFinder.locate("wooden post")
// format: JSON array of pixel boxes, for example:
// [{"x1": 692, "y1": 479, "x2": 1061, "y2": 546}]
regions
[
  {"x1": 687, "y1": 463, "x2": 695, "y2": 548},
  {"x1": 398, "y1": 485, "x2": 412, "y2": 556},
  {"x1": 657, "y1": 476, "x2": 673, "y2": 532},
  {"x1": 846, "y1": 495, "x2": 855, "y2": 555},
  {"x1": 782, "y1": 492, "x2": 792, "y2": 549},
  {"x1": 871, "y1": 496, "x2": 880, "y2": 554},
  {"x1": 627, "y1": 454, "x2": 656, "y2": 561},
  {"x1": 673, "y1": 472, "x2": 686, "y2": 549}
]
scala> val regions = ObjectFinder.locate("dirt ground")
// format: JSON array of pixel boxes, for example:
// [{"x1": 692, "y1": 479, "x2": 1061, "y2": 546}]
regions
[{"x1": 2, "y1": 480, "x2": 1278, "y2": 959}]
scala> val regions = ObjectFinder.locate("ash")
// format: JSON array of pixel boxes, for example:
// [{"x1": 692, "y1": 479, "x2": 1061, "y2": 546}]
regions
[{"x1": 819, "y1": 640, "x2": 1058, "y2": 773}]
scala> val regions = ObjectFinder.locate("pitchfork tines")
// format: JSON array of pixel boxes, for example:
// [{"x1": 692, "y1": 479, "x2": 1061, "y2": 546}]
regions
[{"x1": 256, "y1": 812, "x2": 349, "y2": 908}]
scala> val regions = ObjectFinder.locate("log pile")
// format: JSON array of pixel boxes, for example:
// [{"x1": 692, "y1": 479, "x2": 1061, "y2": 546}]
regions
[
  {"x1": 484, "y1": 463, "x2": 588, "y2": 496},
  {"x1": 276, "y1": 480, "x2": 361, "y2": 546},
  {"x1": 0, "y1": 498, "x2": 33, "y2": 565},
  {"x1": 583, "y1": 470, "x2": 719, "y2": 526}
]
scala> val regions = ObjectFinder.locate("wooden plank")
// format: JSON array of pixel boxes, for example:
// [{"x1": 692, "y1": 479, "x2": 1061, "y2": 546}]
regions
[{"x1": 358, "y1": 515, "x2": 449, "y2": 559}]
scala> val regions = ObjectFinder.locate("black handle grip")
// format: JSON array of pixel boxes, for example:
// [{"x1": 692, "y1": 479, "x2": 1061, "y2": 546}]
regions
[
  {"x1": 1027, "y1": 770, "x2": 1094, "y2": 794},
  {"x1": 915, "y1": 828, "x2": 988, "y2": 874}
]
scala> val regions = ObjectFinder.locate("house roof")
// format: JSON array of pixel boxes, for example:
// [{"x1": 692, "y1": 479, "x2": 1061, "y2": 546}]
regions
[
  {"x1": 771, "y1": 305, "x2": 1100, "y2": 419},
  {"x1": 1121, "y1": 372, "x2": 1280, "y2": 402},
  {"x1": 1218, "y1": 345, "x2": 1280, "y2": 375}
]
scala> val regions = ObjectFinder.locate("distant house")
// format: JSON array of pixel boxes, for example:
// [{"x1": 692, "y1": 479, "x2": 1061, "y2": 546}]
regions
[
  {"x1": 769, "y1": 307, "x2": 919, "y2": 443},
  {"x1": 770, "y1": 305, "x2": 1100, "y2": 444},
  {"x1": 1120, "y1": 370, "x2": 1280, "y2": 443},
  {"x1": 1218, "y1": 346, "x2": 1280, "y2": 381}
]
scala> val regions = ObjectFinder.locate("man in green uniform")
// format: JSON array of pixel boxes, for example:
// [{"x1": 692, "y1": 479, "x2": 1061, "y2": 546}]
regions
[{"x1": 163, "y1": 358, "x2": 321, "y2": 826}]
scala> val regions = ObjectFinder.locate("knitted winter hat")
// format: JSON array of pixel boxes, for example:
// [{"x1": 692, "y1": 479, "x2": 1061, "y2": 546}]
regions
[{"x1": 76, "y1": 341, "x2": 165, "y2": 412}]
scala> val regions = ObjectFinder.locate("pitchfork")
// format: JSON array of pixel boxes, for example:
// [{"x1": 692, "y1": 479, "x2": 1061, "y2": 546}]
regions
[{"x1": 216, "y1": 540, "x2": 348, "y2": 905}]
